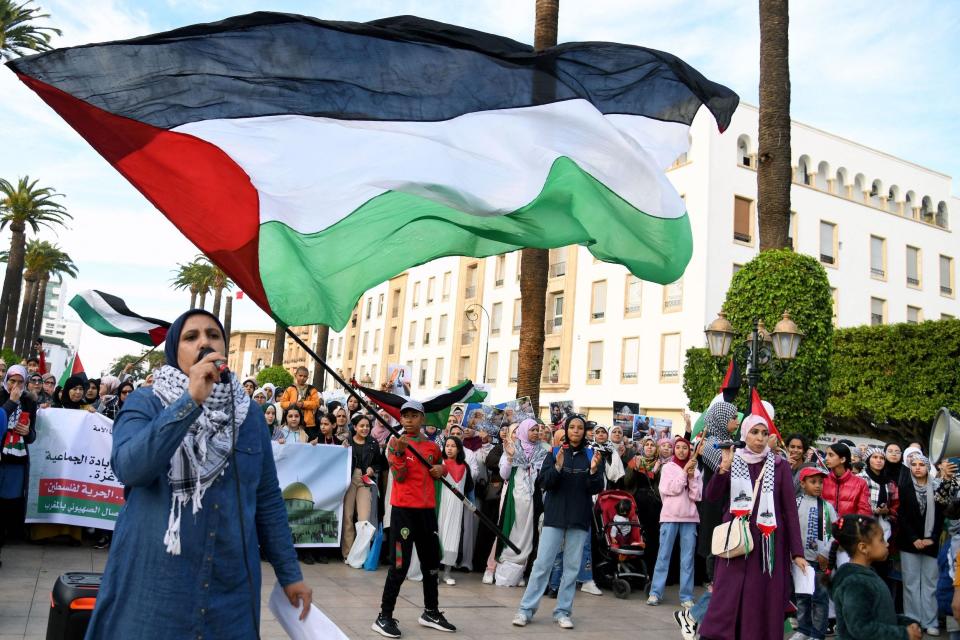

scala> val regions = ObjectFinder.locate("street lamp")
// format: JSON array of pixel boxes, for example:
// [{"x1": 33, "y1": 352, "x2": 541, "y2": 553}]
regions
[
  {"x1": 464, "y1": 303, "x2": 491, "y2": 384},
  {"x1": 704, "y1": 309, "x2": 804, "y2": 397}
]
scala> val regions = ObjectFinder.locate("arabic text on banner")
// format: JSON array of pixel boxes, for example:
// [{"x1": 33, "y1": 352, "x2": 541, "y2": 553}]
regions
[{"x1": 25, "y1": 409, "x2": 123, "y2": 529}]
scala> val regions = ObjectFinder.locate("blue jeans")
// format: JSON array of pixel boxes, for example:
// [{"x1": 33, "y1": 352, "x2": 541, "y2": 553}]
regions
[
  {"x1": 549, "y1": 534, "x2": 592, "y2": 589},
  {"x1": 690, "y1": 590, "x2": 710, "y2": 624},
  {"x1": 796, "y1": 567, "x2": 829, "y2": 640},
  {"x1": 649, "y1": 522, "x2": 696, "y2": 602},
  {"x1": 518, "y1": 526, "x2": 589, "y2": 620}
]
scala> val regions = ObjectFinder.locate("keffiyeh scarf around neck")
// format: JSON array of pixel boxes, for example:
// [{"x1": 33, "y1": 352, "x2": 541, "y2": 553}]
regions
[
  {"x1": 730, "y1": 444, "x2": 778, "y2": 575},
  {"x1": 1, "y1": 365, "x2": 27, "y2": 459},
  {"x1": 152, "y1": 365, "x2": 249, "y2": 555}
]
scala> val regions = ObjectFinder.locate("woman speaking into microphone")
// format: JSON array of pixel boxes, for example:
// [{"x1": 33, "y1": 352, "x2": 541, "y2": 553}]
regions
[{"x1": 86, "y1": 309, "x2": 312, "y2": 639}]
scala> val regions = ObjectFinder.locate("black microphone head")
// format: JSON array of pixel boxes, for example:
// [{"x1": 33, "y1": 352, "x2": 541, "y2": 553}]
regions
[
  {"x1": 197, "y1": 346, "x2": 230, "y2": 383},
  {"x1": 197, "y1": 346, "x2": 215, "y2": 363}
]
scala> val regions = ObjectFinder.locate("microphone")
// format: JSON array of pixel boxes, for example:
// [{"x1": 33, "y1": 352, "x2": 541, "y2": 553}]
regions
[
  {"x1": 713, "y1": 440, "x2": 746, "y2": 450},
  {"x1": 197, "y1": 347, "x2": 230, "y2": 384}
]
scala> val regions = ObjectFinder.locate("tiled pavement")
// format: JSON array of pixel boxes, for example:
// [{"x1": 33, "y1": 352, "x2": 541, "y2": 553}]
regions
[{"x1": 0, "y1": 542, "x2": 693, "y2": 639}]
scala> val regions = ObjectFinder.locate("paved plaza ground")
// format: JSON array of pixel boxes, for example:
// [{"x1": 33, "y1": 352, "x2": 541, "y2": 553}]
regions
[{"x1": 0, "y1": 541, "x2": 694, "y2": 639}]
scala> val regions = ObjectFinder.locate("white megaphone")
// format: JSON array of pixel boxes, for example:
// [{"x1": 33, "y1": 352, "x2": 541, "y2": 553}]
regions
[{"x1": 929, "y1": 407, "x2": 960, "y2": 464}]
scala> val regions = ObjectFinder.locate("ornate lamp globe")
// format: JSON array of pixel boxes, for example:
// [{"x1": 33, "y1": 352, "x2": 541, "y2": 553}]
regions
[
  {"x1": 705, "y1": 311, "x2": 736, "y2": 358},
  {"x1": 771, "y1": 311, "x2": 804, "y2": 360}
]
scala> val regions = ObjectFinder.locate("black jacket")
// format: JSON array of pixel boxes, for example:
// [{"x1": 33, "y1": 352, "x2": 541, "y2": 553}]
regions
[
  {"x1": 897, "y1": 479, "x2": 945, "y2": 558},
  {"x1": 0, "y1": 391, "x2": 37, "y2": 465},
  {"x1": 349, "y1": 437, "x2": 386, "y2": 475},
  {"x1": 539, "y1": 446, "x2": 604, "y2": 531}
]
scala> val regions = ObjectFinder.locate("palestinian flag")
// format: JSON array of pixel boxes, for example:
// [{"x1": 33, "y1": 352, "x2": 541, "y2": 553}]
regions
[
  {"x1": 356, "y1": 379, "x2": 486, "y2": 431},
  {"x1": 69, "y1": 290, "x2": 170, "y2": 347},
  {"x1": 57, "y1": 352, "x2": 84, "y2": 388},
  {"x1": 7, "y1": 13, "x2": 738, "y2": 330}
]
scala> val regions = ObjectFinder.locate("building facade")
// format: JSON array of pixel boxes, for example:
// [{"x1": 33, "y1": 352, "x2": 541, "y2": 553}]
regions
[
  {"x1": 39, "y1": 274, "x2": 82, "y2": 349},
  {"x1": 227, "y1": 329, "x2": 275, "y2": 379},
  {"x1": 298, "y1": 103, "x2": 960, "y2": 424}
]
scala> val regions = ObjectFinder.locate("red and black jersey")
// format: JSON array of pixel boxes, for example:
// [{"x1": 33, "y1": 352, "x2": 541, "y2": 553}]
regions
[{"x1": 387, "y1": 434, "x2": 442, "y2": 509}]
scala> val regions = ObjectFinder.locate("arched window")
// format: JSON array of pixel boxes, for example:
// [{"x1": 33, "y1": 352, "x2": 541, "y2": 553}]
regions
[
  {"x1": 854, "y1": 173, "x2": 866, "y2": 199},
  {"x1": 797, "y1": 155, "x2": 812, "y2": 185},
  {"x1": 904, "y1": 190, "x2": 916, "y2": 217},
  {"x1": 869, "y1": 179, "x2": 883, "y2": 208},
  {"x1": 920, "y1": 196, "x2": 933, "y2": 222},
  {"x1": 836, "y1": 168, "x2": 849, "y2": 196},
  {"x1": 887, "y1": 185, "x2": 901, "y2": 213},
  {"x1": 937, "y1": 201, "x2": 949, "y2": 228},
  {"x1": 816, "y1": 161, "x2": 830, "y2": 191},
  {"x1": 736, "y1": 135, "x2": 753, "y2": 167}
]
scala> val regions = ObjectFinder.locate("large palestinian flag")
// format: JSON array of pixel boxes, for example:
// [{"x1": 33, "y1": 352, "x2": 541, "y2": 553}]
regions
[{"x1": 8, "y1": 13, "x2": 738, "y2": 330}]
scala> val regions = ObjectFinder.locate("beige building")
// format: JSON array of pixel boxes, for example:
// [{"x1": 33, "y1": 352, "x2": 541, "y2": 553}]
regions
[{"x1": 227, "y1": 330, "x2": 274, "y2": 379}]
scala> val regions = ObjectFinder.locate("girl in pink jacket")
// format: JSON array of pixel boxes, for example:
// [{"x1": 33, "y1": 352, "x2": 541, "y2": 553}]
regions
[{"x1": 647, "y1": 437, "x2": 702, "y2": 608}]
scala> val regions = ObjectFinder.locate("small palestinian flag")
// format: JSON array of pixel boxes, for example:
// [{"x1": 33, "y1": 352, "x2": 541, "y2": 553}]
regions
[
  {"x1": 69, "y1": 291, "x2": 170, "y2": 347},
  {"x1": 8, "y1": 13, "x2": 738, "y2": 330},
  {"x1": 748, "y1": 388, "x2": 780, "y2": 439},
  {"x1": 356, "y1": 379, "x2": 486, "y2": 431},
  {"x1": 57, "y1": 352, "x2": 85, "y2": 388}
]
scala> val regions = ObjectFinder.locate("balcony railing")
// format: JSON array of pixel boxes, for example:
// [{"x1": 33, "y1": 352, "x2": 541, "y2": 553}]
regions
[
  {"x1": 588, "y1": 370, "x2": 601, "y2": 380},
  {"x1": 820, "y1": 254, "x2": 835, "y2": 265},
  {"x1": 664, "y1": 296, "x2": 682, "y2": 309},
  {"x1": 907, "y1": 276, "x2": 920, "y2": 286},
  {"x1": 622, "y1": 372, "x2": 638, "y2": 380},
  {"x1": 495, "y1": 278, "x2": 504, "y2": 287},
  {"x1": 464, "y1": 286, "x2": 477, "y2": 299},
  {"x1": 545, "y1": 317, "x2": 562, "y2": 334},
  {"x1": 548, "y1": 262, "x2": 567, "y2": 278},
  {"x1": 942, "y1": 285, "x2": 954, "y2": 295},
  {"x1": 871, "y1": 267, "x2": 885, "y2": 277},
  {"x1": 871, "y1": 313, "x2": 883, "y2": 326},
  {"x1": 733, "y1": 232, "x2": 751, "y2": 243},
  {"x1": 591, "y1": 311, "x2": 605, "y2": 320},
  {"x1": 541, "y1": 372, "x2": 560, "y2": 384},
  {"x1": 461, "y1": 332, "x2": 476, "y2": 345},
  {"x1": 660, "y1": 369, "x2": 679, "y2": 379},
  {"x1": 625, "y1": 304, "x2": 642, "y2": 314}
]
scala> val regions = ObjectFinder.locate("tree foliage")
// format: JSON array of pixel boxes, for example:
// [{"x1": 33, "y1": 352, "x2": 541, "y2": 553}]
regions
[
  {"x1": 684, "y1": 249, "x2": 834, "y2": 440},
  {"x1": 109, "y1": 351, "x2": 165, "y2": 378},
  {"x1": 826, "y1": 319, "x2": 960, "y2": 443},
  {"x1": 256, "y1": 365, "x2": 293, "y2": 390},
  {"x1": 0, "y1": 0, "x2": 61, "y2": 61}
]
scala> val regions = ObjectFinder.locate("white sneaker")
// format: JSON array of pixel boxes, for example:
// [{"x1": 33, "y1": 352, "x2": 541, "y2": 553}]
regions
[
  {"x1": 580, "y1": 580, "x2": 602, "y2": 596},
  {"x1": 518, "y1": 578, "x2": 526, "y2": 587},
  {"x1": 444, "y1": 577, "x2": 456, "y2": 586},
  {"x1": 482, "y1": 570, "x2": 494, "y2": 585},
  {"x1": 680, "y1": 599, "x2": 695, "y2": 610},
  {"x1": 926, "y1": 629, "x2": 941, "y2": 637},
  {"x1": 787, "y1": 634, "x2": 808, "y2": 640},
  {"x1": 646, "y1": 594, "x2": 661, "y2": 606},
  {"x1": 557, "y1": 616, "x2": 574, "y2": 629},
  {"x1": 512, "y1": 613, "x2": 529, "y2": 627}
]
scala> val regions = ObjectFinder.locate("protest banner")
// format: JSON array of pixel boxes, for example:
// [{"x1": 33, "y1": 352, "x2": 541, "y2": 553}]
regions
[
  {"x1": 548, "y1": 400, "x2": 574, "y2": 425},
  {"x1": 632, "y1": 415, "x2": 674, "y2": 441},
  {"x1": 25, "y1": 409, "x2": 123, "y2": 529},
  {"x1": 272, "y1": 442, "x2": 351, "y2": 547}
]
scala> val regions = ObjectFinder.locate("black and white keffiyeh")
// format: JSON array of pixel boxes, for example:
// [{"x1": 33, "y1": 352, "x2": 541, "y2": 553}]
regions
[
  {"x1": 701, "y1": 400, "x2": 739, "y2": 472},
  {"x1": 730, "y1": 415, "x2": 778, "y2": 574},
  {"x1": 153, "y1": 364, "x2": 250, "y2": 555}
]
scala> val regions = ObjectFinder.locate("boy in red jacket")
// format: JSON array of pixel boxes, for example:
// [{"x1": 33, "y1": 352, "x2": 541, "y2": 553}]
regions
[{"x1": 374, "y1": 400, "x2": 456, "y2": 638}]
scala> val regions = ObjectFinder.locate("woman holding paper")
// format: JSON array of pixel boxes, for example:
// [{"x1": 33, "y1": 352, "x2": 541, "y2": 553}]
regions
[
  {"x1": 697, "y1": 414, "x2": 805, "y2": 640},
  {"x1": 86, "y1": 309, "x2": 312, "y2": 639}
]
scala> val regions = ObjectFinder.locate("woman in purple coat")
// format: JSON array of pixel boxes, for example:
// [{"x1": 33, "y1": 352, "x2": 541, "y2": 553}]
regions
[{"x1": 698, "y1": 414, "x2": 806, "y2": 640}]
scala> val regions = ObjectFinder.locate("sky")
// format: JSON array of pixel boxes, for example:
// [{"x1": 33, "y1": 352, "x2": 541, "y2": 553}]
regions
[{"x1": 1, "y1": 0, "x2": 958, "y2": 375}]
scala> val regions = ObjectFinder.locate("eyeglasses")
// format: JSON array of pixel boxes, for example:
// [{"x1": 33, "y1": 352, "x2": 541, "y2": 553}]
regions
[{"x1": 29, "y1": 377, "x2": 42, "y2": 384}]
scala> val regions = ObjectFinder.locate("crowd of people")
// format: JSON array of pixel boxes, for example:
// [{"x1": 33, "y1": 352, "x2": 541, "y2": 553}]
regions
[{"x1": 1, "y1": 336, "x2": 958, "y2": 640}]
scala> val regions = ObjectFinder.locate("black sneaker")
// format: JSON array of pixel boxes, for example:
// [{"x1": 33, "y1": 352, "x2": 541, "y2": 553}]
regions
[
  {"x1": 546, "y1": 587, "x2": 558, "y2": 599},
  {"x1": 826, "y1": 619, "x2": 836, "y2": 637},
  {"x1": 419, "y1": 609, "x2": 456, "y2": 632},
  {"x1": 373, "y1": 614, "x2": 402, "y2": 638}
]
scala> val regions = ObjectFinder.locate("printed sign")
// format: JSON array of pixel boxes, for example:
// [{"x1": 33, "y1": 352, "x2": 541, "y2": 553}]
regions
[
  {"x1": 272, "y1": 442, "x2": 351, "y2": 547},
  {"x1": 612, "y1": 401, "x2": 640, "y2": 439},
  {"x1": 632, "y1": 415, "x2": 674, "y2": 441},
  {"x1": 26, "y1": 409, "x2": 123, "y2": 528}
]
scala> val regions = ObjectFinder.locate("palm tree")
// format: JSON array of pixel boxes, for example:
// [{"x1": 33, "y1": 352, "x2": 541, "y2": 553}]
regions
[
  {"x1": 223, "y1": 295, "x2": 233, "y2": 353},
  {"x1": 0, "y1": 0, "x2": 61, "y2": 61},
  {"x1": 311, "y1": 324, "x2": 329, "y2": 389},
  {"x1": 192, "y1": 255, "x2": 232, "y2": 319},
  {"x1": 171, "y1": 260, "x2": 206, "y2": 308},
  {"x1": 0, "y1": 176, "x2": 70, "y2": 350},
  {"x1": 757, "y1": 0, "x2": 792, "y2": 250},
  {"x1": 515, "y1": 0, "x2": 558, "y2": 414},
  {"x1": 272, "y1": 322, "x2": 285, "y2": 366},
  {"x1": 28, "y1": 243, "x2": 76, "y2": 345},
  {"x1": 13, "y1": 239, "x2": 40, "y2": 355}
]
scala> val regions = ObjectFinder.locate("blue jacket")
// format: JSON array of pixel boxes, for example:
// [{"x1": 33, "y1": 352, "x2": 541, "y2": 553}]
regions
[
  {"x1": 86, "y1": 388, "x2": 301, "y2": 639},
  {"x1": 539, "y1": 446, "x2": 604, "y2": 530}
]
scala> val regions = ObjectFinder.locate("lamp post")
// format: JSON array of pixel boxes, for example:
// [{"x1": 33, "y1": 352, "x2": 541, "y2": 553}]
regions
[
  {"x1": 465, "y1": 303, "x2": 491, "y2": 384},
  {"x1": 705, "y1": 310, "x2": 804, "y2": 400}
]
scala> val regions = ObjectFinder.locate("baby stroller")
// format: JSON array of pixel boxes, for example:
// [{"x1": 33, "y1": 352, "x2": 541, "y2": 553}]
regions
[{"x1": 593, "y1": 490, "x2": 648, "y2": 599}]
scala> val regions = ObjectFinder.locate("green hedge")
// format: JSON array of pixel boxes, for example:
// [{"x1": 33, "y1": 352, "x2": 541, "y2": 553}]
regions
[
  {"x1": 256, "y1": 365, "x2": 293, "y2": 390},
  {"x1": 826, "y1": 318, "x2": 960, "y2": 441},
  {"x1": 684, "y1": 249, "x2": 834, "y2": 440}
]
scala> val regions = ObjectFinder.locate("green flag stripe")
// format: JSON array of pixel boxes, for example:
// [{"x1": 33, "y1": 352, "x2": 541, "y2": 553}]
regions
[
  {"x1": 259, "y1": 156, "x2": 692, "y2": 329},
  {"x1": 69, "y1": 295, "x2": 155, "y2": 347}
]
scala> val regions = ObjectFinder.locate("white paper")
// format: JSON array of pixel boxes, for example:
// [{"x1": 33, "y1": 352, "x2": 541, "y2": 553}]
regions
[
  {"x1": 268, "y1": 583, "x2": 349, "y2": 640},
  {"x1": 792, "y1": 563, "x2": 815, "y2": 595}
]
